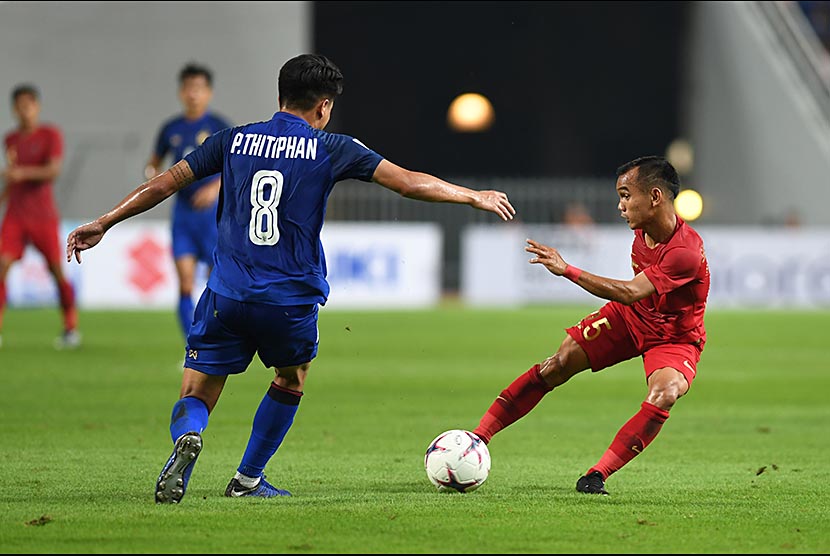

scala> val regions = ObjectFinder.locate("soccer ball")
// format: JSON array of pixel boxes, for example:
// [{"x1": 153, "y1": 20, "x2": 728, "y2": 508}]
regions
[{"x1": 424, "y1": 429, "x2": 490, "y2": 493}]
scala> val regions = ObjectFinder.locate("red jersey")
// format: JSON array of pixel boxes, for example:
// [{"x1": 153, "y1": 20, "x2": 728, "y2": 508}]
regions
[
  {"x1": 622, "y1": 216, "x2": 709, "y2": 350},
  {"x1": 3, "y1": 124, "x2": 63, "y2": 222}
]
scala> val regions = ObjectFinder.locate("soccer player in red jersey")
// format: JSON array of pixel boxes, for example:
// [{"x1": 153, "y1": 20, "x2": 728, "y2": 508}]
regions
[
  {"x1": 0, "y1": 84, "x2": 79, "y2": 349},
  {"x1": 473, "y1": 155, "x2": 710, "y2": 495}
]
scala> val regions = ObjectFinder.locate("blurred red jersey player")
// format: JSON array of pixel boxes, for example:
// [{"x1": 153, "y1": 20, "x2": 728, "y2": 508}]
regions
[{"x1": 0, "y1": 84, "x2": 79, "y2": 349}]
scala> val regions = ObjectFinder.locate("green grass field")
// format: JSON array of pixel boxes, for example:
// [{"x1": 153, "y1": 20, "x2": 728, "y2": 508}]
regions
[{"x1": 0, "y1": 305, "x2": 828, "y2": 554}]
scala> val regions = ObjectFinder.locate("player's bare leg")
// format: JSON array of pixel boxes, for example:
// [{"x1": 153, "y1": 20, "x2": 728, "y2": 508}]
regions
[
  {"x1": 225, "y1": 363, "x2": 311, "y2": 498},
  {"x1": 273, "y1": 362, "x2": 309, "y2": 392},
  {"x1": 537, "y1": 335, "x2": 592, "y2": 388},
  {"x1": 474, "y1": 335, "x2": 590, "y2": 443},
  {"x1": 178, "y1": 367, "x2": 228, "y2": 412},
  {"x1": 578, "y1": 366, "x2": 689, "y2": 495},
  {"x1": 644, "y1": 366, "x2": 689, "y2": 411}
]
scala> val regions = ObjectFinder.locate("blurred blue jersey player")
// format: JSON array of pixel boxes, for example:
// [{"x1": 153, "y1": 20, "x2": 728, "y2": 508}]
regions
[
  {"x1": 66, "y1": 54, "x2": 516, "y2": 504},
  {"x1": 145, "y1": 63, "x2": 232, "y2": 338}
]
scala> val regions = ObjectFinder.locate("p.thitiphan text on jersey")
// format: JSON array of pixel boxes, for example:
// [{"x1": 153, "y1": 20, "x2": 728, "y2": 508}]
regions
[{"x1": 229, "y1": 132, "x2": 318, "y2": 160}]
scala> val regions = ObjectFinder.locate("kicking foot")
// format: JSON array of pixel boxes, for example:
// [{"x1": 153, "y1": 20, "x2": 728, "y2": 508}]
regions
[{"x1": 155, "y1": 432, "x2": 203, "y2": 504}]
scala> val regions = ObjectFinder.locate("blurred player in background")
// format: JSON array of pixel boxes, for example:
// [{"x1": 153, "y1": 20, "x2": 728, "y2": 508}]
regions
[
  {"x1": 473, "y1": 156, "x2": 709, "y2": 495},
  {"x1": 66, "y1": 53, "x2": 516, "y2": 504},
  {"x1": 145, "y1": 63, "x2": 232, "y2": 339},
  {"x1": 0, "y1": 84, "x2": 79, "y2": 349}
]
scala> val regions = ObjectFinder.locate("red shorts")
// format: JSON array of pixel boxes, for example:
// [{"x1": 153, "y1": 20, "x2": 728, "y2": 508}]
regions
[
  {"x1": 0, "y1": 215, "x2": 62, "y2": 264},
  {"x1": 565, "y1": 302, "x2": 702, "y2": 386}
]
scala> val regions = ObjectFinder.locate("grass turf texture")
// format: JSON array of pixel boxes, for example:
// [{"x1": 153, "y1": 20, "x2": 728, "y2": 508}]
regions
[{"x1": 0, "y1": 305, "x2": 828, "y2": 554}]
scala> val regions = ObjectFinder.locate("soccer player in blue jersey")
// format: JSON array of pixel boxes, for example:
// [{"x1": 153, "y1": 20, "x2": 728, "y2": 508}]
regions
[
  {"x1": 144, "y1": 63, "x2": 232, "y2": 339},
  {"x1": 66, "y1": 54, "x2": 515, "y2": 503}
]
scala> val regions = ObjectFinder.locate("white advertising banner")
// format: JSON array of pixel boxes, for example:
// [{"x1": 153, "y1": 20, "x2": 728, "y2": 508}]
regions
[
  {"x1": 320, "y1": 222, "x2": 442, "y2": 308},
  {"x1": 73, "y1": 221, "x2": 195, "y2": 309},
  {"x1": 461, "y1": 224, "x2": 830, "y2": 309},
  {"x1": 7, "y1": 221, "x2": 441, "y2": 310}
]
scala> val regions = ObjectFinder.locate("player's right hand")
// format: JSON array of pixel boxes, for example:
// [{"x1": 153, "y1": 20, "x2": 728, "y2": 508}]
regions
[
  {"x1": 525, "y1": 238, "x2": 567, "y2": 276},
  {"x1": 66, "y1": 220, "x2": 106, "y2": 264},
  {"x1": 473, "y1": 190, "x2": 516, "y2": 221}
]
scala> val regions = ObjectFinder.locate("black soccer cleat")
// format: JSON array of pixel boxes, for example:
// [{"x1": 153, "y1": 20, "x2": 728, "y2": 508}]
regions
[
  {"x1": 576, "y1": 471, "x2": 609, "y2": 495},
  {"x1": 155, "y1": 432, "x2": 203, "y2": 504}
]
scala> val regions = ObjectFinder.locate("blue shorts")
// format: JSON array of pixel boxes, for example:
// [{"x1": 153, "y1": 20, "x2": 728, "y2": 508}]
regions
[
  {"x1": 184, "y1": 287, "x2": 319, "y2": 375},
  {"x1": 171, "y1": 202, "x2": 218, "y2": 263}
]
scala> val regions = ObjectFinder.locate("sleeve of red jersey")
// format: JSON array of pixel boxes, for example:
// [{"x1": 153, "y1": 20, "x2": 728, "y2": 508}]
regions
[
  {"x1": 643, "y1": 246, "x2": 701, "y2": 295},
  {"x1": 48, "y1": 126, "x2": 64, "y2": 160}
]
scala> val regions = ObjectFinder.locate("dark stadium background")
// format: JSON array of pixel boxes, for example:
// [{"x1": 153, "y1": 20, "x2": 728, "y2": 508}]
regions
[{"x1": 314, "y1": 1, "x2": 690, "y2": 179}]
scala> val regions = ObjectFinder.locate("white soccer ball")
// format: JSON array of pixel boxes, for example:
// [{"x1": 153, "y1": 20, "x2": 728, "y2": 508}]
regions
[{"x1": 424, "y1": 429, "x2": 491, "y2": 493}]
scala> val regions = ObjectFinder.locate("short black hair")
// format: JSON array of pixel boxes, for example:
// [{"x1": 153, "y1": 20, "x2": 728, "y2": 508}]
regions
[
  {"x1": 278, "y1": 54, "x2": 343, "y2": 111},
  {"x1": 179, "y1": 62, "x2": 213, "y2": 87},
  {"x1": 616, "y1": 155, "x2": 680, "y2": 199},
  {"x1": 11, "y1": 83, "x2": 39, "y2": 103}
]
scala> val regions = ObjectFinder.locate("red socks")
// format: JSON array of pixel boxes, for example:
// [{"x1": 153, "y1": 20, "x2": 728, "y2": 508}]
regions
[
  {"x1": 57, "y1": 279, "x2": 78, "y2": 331},
  {"x1": 0, "y1": 281, "x2": 5, "y2": 330},
  {"x1": 474, "y1": 364, "x2": 672, "y2": 481},
  {"x1": 588, "y1": 401, "x2": 670, "y2": 479},
  {"x1": 473, "y1": 364, "x2": 553, "y2": 443}
]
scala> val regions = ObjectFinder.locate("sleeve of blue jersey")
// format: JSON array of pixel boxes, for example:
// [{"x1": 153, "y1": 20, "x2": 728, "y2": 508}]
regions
[
  {"x1": 184, "y1": 127, "x2": 231, "y2": 180},
  {"x1": 321, "y1": 132, "x2": 384, "y2": 182}
]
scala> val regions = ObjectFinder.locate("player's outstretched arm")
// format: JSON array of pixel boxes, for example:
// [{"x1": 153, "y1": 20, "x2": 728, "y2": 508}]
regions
[
  {"x1": 66, "y1": 160, "x2": 196, "y2": 263},
  {"x1": 371, "y1": 159, "x2": 515, "y2": 221},
  {"x1": 525, "y1": 238, "x2": 657, "y2": 305}
]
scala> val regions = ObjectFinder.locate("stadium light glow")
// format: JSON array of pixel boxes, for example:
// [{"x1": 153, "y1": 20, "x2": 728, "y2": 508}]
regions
[
  {"x1": 666, "y1": 138, "x2": 694, "y2": 175},
  {"x1": 675, "y1": 189, "x2": 703, "y2": 221},
  {"x1": 447, "y1": 93, "x2": 494, "y2": 132}
]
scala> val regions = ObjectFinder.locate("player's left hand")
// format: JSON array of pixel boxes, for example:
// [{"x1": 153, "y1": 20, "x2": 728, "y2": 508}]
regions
[
  {"x1": 525, "y1": 238, "x2": 567, "y2": 276},
  {"x1": 66, "y1": 220, "x2": 106, "y2": 264},
  {"x1": 2, "y1": 166, "x2": 24, "y2": 183},
  {"x1": 472, "y1": 190, "x2": 516, "y2": 221}
]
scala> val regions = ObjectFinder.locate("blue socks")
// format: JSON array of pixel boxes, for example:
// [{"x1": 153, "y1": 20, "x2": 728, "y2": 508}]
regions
[
  {"x1": 177, "y1": 294, "x2": 194, "y2": 338},
  {"x1": 169, "y1": 396, "x2": 209, "y2": 442},
  {"x1": 237, "y1": 383, "x2": 302, "y2": 478},
  {"x1": 167, "y1": 385, "x2": 302, "y2": 480}
]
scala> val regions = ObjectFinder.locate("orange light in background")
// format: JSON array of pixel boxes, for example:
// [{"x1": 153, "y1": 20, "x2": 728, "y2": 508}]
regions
[
  {"x1": 675, "y1": 189, "x2": 703, "y2": 221},
  {"x1": 447, "y1": 93, "x2": 495, "y2": 132},
  {"x1": 666, "y1": 138, "x2": 694, "y2": 175}
]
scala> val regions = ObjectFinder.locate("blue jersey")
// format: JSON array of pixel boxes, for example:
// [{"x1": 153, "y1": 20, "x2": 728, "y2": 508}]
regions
[
  {"x1": 153, "y1": 111, "x2": 232, "y2": 207},
  {"x1": 183, "y1": 112, "x2": 384, "y2": 306}
]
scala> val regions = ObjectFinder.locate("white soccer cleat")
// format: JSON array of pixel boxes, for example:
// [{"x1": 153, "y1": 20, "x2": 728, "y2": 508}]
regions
[{"x1": 54, "y1": 329, "x2": 82, "y2": 350}]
